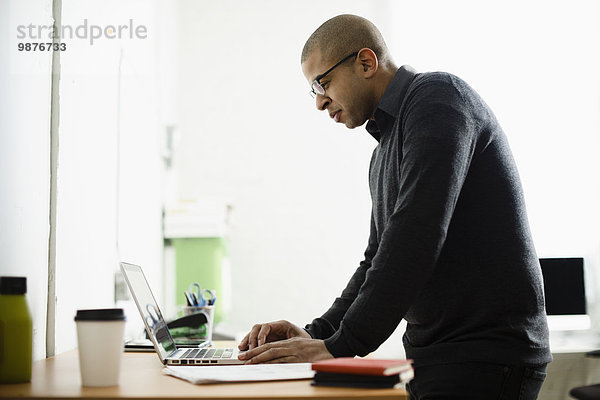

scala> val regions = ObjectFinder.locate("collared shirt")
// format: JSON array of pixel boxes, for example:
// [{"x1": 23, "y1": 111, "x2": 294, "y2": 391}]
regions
[
  {"x1": 306, "y1": 66, "x2": 552, "y2": 367},
  {"x1": 365, "y1": 65, "x2": 419, "y2": 142}
]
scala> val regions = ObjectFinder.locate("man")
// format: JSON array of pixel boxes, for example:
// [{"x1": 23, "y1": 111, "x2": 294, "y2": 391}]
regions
[{"x1": 238, "y1": 14, "x2": 552, "y2": 399}]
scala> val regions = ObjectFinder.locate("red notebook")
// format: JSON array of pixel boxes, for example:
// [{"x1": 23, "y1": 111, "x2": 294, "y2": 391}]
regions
[{"x1": 312, "y1": 358, "x2": 413, "y2": 376}]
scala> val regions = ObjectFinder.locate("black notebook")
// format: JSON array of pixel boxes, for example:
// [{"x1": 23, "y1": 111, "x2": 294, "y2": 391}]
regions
[{"x1": 312, "y1": 370, "x2": 413, "y2": 389}]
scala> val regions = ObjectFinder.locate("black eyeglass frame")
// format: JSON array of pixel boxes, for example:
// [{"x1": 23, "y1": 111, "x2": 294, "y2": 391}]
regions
[{"x1": 310, "y1": 52, "x2": 358, "y2": 98}]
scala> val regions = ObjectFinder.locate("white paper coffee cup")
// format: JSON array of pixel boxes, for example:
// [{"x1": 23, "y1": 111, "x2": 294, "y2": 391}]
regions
[{"x1": 75, "y1": 308, "x2": 126, "y2": 387}]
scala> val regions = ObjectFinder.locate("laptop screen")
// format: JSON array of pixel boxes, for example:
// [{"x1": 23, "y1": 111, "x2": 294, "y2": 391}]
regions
[{"x1": 120, "y1": 262, "x2": 176, "y2": 361}]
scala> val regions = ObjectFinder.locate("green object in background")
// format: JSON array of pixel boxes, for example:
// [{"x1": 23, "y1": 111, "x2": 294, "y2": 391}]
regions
[
  {"x1": 173, "y1": 237, "x2": 225, "y2": 324},
  {"x1": 170, "y1": 325, "x2": 207, "y2": 338}
]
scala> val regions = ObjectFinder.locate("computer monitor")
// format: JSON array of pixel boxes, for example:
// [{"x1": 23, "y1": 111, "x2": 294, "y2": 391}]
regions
[{"x1": 539, "y1": 257, "x2": 590, "y2": 331}]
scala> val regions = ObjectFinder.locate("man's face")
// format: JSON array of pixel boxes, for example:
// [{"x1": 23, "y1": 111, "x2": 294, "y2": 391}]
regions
[{"x1": 302, "y1": 50, "x2": 371, "y2": 129}]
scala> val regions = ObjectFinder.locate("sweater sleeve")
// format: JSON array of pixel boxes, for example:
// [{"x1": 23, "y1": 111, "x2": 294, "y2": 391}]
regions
[
  {"x1": 304, "y1": 211, "x2": 379, "y2": 340},
  {"x1": 323, "y1": 77, "x2": 479, "y2": 357}
]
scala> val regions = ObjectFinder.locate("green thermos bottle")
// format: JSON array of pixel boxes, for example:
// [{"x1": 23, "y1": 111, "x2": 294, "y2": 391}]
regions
[{"x1": 0, "y1": 277, "x2": 33, "y2": 383}]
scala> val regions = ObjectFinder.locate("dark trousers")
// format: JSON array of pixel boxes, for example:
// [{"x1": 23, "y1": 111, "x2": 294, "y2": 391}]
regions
[{"x1": 406, "y1": 362, "x2": 547, "y2": 400}]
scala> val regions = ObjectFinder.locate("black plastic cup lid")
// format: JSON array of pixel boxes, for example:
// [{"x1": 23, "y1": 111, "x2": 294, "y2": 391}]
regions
[
  {"x1": 74, "y1": 308, "x2": 126, "y2": 321},
  {"x1": 0, "y1": 277, "x2": 27, "y2": 295}
]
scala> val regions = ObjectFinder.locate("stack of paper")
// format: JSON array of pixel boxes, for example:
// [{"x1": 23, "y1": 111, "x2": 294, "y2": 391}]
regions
[{"x1": 163, "y1": 363, "x2": 315, "y2": 384}]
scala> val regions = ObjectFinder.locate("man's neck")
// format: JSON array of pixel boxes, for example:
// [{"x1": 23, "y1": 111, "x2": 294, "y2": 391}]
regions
[
  {"x1": 376, "y1": 64, "x2": 399, "y2": 101},
  {"x1": 370, "y1": 64, "x2": 399, "y2": 119}
]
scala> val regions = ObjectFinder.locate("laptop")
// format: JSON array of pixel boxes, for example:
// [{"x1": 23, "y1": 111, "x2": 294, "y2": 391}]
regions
[{"x1": 120, "y1": 262, "x2": 244, "y2": 365}]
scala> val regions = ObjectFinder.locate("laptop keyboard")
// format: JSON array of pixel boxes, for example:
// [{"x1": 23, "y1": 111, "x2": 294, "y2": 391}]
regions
[{"x1": 181, "y1": 348, "x2": 234, "y2": 359}]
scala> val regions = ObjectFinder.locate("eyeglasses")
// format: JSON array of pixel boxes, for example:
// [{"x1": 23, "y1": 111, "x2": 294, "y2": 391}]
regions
[{"x1": 310, "y1": 52, "x2": 358, "y2": 98}]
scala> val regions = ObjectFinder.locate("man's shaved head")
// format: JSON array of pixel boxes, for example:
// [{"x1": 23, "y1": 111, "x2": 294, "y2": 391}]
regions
[
  {"x1": 301, "y1": 14, "x2": 392, "y2": 67},
  {"x1": 301, "y1": 14, "x2": 398, "y2": 129}
]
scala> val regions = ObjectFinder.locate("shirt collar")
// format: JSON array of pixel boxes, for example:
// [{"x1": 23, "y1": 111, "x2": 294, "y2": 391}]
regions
[{"x1": 366, "y1": 65, "x2": 418, "y2": 142}]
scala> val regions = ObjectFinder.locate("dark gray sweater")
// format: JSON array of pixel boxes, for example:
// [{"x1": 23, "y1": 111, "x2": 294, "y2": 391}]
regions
[{"x1": 305, "y1": 66, "x2": 552, "y2": 367}]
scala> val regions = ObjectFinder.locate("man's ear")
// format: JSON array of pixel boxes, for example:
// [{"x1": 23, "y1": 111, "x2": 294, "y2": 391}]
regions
[{"x1": 356, "y1": 48, "x2": 378, "y2": 78}]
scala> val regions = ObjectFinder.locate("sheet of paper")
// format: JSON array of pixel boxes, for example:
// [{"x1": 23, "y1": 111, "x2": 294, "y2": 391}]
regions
[{"x1": 163, "y1": 363, "x2": 315, "y2": 384}]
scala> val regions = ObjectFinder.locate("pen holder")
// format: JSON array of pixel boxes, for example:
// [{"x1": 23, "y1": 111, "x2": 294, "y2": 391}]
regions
[{"x1": 177, "y1": 305, "x2": 214, "y2": 344}]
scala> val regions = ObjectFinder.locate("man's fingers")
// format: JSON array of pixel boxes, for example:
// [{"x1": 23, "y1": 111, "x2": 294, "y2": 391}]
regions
[
  {"x1": 244, "y1": 346, "x2": 290, "y2": 365},
  {"x1": 238, "y1": 341, "x2": 279, "y2": 362},
  {"x1": 238, "y1": 337, "x2": 332, "y2": 364},
  {"x1": 238, "y1": 332, "x2": 250, "y2": 350},
  {"x1": 257, "y1": 324, "x2": 271, "y2": 347},
  {"x1": 248, "y1": 324, "x2": 263, "y2": 349},
  {"x1": 239, "y1": 320, "x2": 303, "y2": 351}
]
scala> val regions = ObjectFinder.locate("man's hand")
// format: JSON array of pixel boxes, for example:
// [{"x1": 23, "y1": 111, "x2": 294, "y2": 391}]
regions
[
  {"x1": 238, "y1": 337, "x2": 333, "y2": 364},
  {"x1": 238, "y1": 320, "x2": 311, "y2": 350}
]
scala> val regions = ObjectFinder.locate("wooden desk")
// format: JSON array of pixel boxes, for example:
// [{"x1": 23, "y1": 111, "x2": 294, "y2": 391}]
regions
[{"x1": 0, "y1": 347, "x2": 408, "y2": 399}]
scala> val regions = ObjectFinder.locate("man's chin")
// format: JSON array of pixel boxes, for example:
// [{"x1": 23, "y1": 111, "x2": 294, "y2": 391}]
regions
[
  {"x1": 344, "y1": 118, "x2": 366, "y2": 129},
  {"x1": 337, "y1": 111, "x2": 367, "y2": 129}
]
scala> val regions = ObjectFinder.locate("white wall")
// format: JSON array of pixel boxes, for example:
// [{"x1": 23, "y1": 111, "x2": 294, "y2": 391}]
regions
[
  {"x1": 2, "y1": 0, "x2": 166, "y2": 358},
  {"x1": 170, "y1": 0, "x2": 600, "y2": 355},
  {"x1": 0, "y1": 0, "x2": 53, "y2": 361},
  {"x1": 172, "y1": 0, "x2": 386, "y2": 333},
  {"x1": 387, "y1": 0, "x2": 600, "y2": 322},
  {"x1": 53, "y1": 0, "x2": 164, "y2": 353}
]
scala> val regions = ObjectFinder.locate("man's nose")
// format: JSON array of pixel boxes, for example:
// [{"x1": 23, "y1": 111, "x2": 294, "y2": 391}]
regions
[{"x1": 315, "y1": 94, "x2": 330, "y2": 111}]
